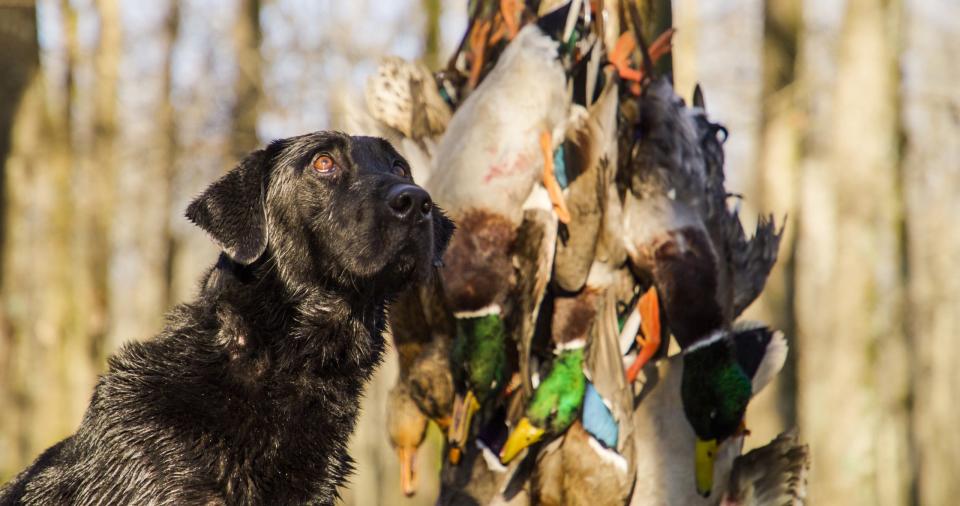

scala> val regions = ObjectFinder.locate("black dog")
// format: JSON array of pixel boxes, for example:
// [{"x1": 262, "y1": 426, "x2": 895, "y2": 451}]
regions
[{"x1": 0, "y1": 131, "x2": 454, "y2": 505}]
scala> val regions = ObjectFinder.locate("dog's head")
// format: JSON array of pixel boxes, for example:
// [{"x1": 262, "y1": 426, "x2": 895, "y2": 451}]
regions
[{"x1": 187, "y1": 131, "x2": 454, "y2": 293}]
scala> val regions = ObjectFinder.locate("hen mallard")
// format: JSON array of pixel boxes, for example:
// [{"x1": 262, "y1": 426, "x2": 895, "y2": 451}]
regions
[
  {"x1": 721, "y1": 429, "x2": 809, "y2": 506},
  {"x1": 387, "y1": 382, "x2": 429, "y2": 497},
  {"x1": 385, "y1": 272, "x2": 456, "y2": 496}
]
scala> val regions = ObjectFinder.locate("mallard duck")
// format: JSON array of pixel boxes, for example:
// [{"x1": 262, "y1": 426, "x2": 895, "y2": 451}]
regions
[
  {"x1": 500, "y1": 343, "x2": 586, "y2": 464},
  {"x1": 426, "y1": 23, "x2": 572, "y2": 232},
  {"x1": 499, "y1": 281, "x2": 600, "y2": 466},
  {"x1": 532, "y1": 420, "x2": 633, "y2": 506},
  {"x1": 364, "y1": 56, "x2": 451, "y2": 144},
  {"x1": 502, "y1": 271, "x2": 599, "y2": 465},
  {"x1": 427, "y1": 25, "x2": 573, "y2": 460},
  {"x1": 629, "y1": 323, "x2": 788, "y2": 505},
  {"x1": 552, "y1": 71, "x2": 619, "y2": 293},
  {"x1": 385, "y1": 272, "x2": 456, "y2": 496},
  {"x1": 447, "y1": 306, "x2": 509, "y2": 462},
  {"x1": 617, "y1": 76, "x2": 784, "y2": 495},
  {"x1": 403, "y1": 272, "x2": 457, "y2": 428},
  {"x1": 620, "y1": 78, "x2": 783, "y2": 345},
  {"x1": 557, "y1": 266, "x2": 642, "y2": 506},
  {"x1": 500, "y1": 263, "x2": 639, "y2": 506},
  {"x1": 721, "y1": 429, "x2": 809, "y2": 506}
]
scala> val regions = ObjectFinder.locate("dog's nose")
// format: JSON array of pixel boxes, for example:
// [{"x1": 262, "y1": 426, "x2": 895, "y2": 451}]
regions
[{"x1": 387, "y1": 184, "x2": 432, "y2": 221}]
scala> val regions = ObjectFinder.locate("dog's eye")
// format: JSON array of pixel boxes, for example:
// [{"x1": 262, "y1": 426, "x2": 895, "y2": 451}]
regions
[
  {"x1": 313, "y1": 155, "x2": 337, "y2": 174},
  {"x1": 391, "y1": 161, "x2": 407, "y2": 177}
]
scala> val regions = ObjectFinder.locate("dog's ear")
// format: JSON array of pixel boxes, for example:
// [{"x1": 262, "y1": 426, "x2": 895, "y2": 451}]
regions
[
  {"x1": 187, "y1": 149, "x2": 269, "y2": 265},
  {"x1": 432, "y1": 207, "x2": 455, "y2": 267}
]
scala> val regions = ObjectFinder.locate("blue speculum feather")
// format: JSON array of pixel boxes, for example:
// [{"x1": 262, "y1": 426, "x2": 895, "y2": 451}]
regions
[
  {"x1": 439, "y1": 86, "x2": 453, "y2": 107},
  {"x1": 581, "y1": 382, "x2": 618, "y2": 449},
  {"x1": 553, "y1": 145, "x2": 568, "y2": 189}
]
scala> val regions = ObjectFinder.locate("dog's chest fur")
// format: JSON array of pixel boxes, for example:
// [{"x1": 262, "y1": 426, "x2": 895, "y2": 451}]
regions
[{"x1": 2, "y1": 266, "x2": 387, "y2": 506}]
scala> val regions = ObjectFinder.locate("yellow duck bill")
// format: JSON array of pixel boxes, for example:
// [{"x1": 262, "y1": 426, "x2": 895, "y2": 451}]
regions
[
  {"x1": 695, "y1": 438, "x2": 718, "y2": 497},
  {"x1": 499, "y1": 417, "x2": 545, "y2": 464},
  {"x1": 447, "y1": 390, "x2": 480, "y2": 463}
]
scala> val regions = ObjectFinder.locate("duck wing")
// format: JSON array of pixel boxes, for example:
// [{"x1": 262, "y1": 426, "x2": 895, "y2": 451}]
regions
[
  {"x1": 554, "y1": 77, "x2": 618, "y2": 292},
  {"x1": 507, "y1": 189, "x2": 558, "y2": 399},
  {"x1": 722, "y1": 429, "x2": 810, "y2": 506},
  {"x1": 730, "y1": 321, "x2": 788, "y2": 395}
]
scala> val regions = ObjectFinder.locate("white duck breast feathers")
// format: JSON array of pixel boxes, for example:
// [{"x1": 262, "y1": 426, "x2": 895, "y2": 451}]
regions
[{"x1": 426, "y1": 25, "x2": 569, "y2": 226}]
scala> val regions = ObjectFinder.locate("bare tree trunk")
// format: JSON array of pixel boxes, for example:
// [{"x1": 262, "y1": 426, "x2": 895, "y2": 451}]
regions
[
  {"x1": 106, "y1": 0, "x2": 179, "y2": 350},
  {"x1": 0, "y1": 0, "x2": 98, "y2": 478},
  {"x1": 422, "y1": 0, "x2": 441, "y2": 69},
  {"x1": 746, "y1": 0, "x2": 803, "y2": 451},
  {"x1": 901, "y1": 1, "x2": 960, "y2": 504},
  {"x1": 91, "y1": 0, "x2": 121, "y2": 356},
  {"x1": 0, "y1": 5, "x2": 38, "y2": 264},
  {"x1": 794, "y1": 0, "x2": 910, "y2": 504},
  {"x1": 229, "y1": 0, "x2": 262, "y2": 161},
  {"x1": 0, "y1": 2, "x2": 41, "y2": 481}
]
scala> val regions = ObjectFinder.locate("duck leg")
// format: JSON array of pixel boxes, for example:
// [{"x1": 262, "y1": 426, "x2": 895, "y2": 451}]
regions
[
  {"x1": 648, "y1": 28, "x2": 676, "y2": 63},
  {"x1": 468, "y1": 19, "x2": 493, "y2": 89},
  {"x1": 609, "y1": 32, "x2": 643, "y2": 82},
  {"x1": 540, "y1": 131, "x2": 572, "y2": 224},
  {"x1": 625, "y1": 286, "x2": 661, "y2": 382},
  {"x1": 607, "y1": 28, "x2": 676, "y2": 94},
  {"x1": 500, "y1": 0, "x2": 521, "y2": 40}
]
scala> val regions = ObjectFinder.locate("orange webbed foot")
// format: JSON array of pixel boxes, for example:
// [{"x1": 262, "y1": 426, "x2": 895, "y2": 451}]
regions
[
  {"x1": 468, "y1": 20, "x2": 493, "y2": 89},
  {"x1": 500, "y1": 0, "x2": 522, "y2": 40},
  {"x1": 539, "y1": 131, "x2": 572, "y2": 224},
  {"x1": 607, "y1": 28, "x2": 676, "y2": 95},
  {"x1": 625, "y1": 287, "x2": 661, "y2": 383}
]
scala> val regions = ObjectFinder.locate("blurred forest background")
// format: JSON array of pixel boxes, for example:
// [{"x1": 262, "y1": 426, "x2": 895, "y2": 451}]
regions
[{"x1": 0, "y1": 0, "x2": 957, "y2": 505}]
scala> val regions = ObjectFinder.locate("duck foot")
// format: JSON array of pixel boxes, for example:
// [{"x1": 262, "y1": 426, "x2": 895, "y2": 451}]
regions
[
  {"x1": 607, "y1": 28, "x2": 676, "y2": 94},
  {"x1": 468, "y1": 19, "x2": 493, "y2": 89},
  {"x1": 500, "y1": 0, "x2": 522, "y2": 40},
  {"x1": 625, "y1": 286, "x2": 661, "y2": 382},
  {"x1": 540, "y1": 131, "x2": 572, "y2": 224}
]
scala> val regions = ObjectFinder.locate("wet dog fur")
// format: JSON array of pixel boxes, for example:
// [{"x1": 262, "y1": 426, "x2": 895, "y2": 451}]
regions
[{"x1": 0, "y1": 131, "x2": 454, "y2": 505}]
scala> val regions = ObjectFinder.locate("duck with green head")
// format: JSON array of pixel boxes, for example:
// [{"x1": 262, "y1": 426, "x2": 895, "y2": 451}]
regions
[
  {"x1": 428, "y1": 24, "x2": 574, "y2": 463},
  {"x1": 447, "y1": 306, "x2": 508, "y2": 462},
  {"x1": 617, "y1": 78, "x2": 782, "y2": 497},
  {"x1": 629, "y1": 323, "x2": 789, "y2": 505},
  {"x1": 681, "y1": 332, "x2": 754, "y2": 496},
  {"x1": 500, "y1": 344, "x2": 586, "y2": 464},
  {"x1": 499, "y1": 268, "x2": 640, "y2": 506}
]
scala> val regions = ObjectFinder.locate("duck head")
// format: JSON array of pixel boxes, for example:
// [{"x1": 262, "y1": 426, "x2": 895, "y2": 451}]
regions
[
  {"x1": 387, "y1": 383, "x2": 429, "y2": 497},
  {"x1": 500, "y1": 346, "x2": 586, "y2": 464},
  {"x1": 680, "y1": 332, "x2": 753, "y2": 497}
]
